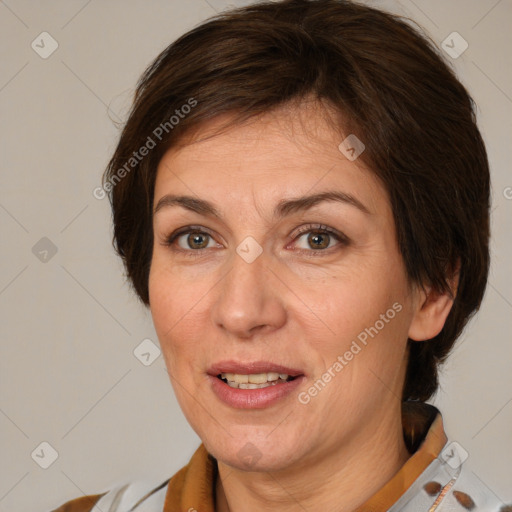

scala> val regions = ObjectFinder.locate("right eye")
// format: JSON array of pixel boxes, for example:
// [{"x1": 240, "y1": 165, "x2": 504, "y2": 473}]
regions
[
  {"x1": 161, "y1": 226, "x2": 221, "y2": 255},
  {"x1": 175, "y1": 231, "x2": 214, "y2": 250}
]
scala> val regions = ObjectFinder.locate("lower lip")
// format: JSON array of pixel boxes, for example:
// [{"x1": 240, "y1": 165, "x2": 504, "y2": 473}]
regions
[{"x1": 208, "y1": 375, "x2": 305, "y2": 409}]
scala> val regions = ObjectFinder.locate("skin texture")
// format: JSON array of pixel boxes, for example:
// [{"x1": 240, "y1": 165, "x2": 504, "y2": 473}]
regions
[{"x1": 148, "y1": 101, "x2": 456, "y2": 512}]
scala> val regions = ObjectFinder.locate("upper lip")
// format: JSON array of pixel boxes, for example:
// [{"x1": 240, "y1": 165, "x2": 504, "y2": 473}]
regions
[{"x1": 208, "y1": 360, "x2": 304, "y2": 377}]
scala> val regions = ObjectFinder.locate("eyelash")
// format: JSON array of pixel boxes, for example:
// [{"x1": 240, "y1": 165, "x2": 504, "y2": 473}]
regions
[{"x1": 160, "y1": 224, "x2": 350, "y2": 258}]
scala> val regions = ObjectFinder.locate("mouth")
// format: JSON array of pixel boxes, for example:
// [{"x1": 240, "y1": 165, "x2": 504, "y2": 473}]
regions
[
  {"x1": 217, "y1": 372, "x2": 298, "y2": 389},
  {"x1": 207, "y1": 361, "x2": 306, "y2": 409},
  {"x1": 208, "y1": 360, "x2": 304, "y2": 392}
]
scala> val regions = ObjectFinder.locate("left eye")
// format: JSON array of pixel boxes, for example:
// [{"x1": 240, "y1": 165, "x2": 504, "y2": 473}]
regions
[{"x1": 295, "y1": 230, "x2": 340, "y2": 251}]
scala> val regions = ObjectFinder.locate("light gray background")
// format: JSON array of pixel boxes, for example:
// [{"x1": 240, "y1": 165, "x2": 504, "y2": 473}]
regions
[{"x1": 0, "y1": 1, "x2": 511, "y2": 510}]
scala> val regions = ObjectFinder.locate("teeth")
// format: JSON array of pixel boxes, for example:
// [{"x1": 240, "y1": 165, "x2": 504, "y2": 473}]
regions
[
  {"x1": 233, "y1": 374, "x2": 249, "y2": 384},
  {"x1": 238, "y1": 381, "x2": 280, "y2": 389},
  {"x1": 248, "y1": 373, "x2": 267, "y2": 384},
  {"x1": 220, "y1": 372, "x2": 291, "y2": 387},
  {"x1": 242, "y1": 383, "x2": 259, "y2": 389}
]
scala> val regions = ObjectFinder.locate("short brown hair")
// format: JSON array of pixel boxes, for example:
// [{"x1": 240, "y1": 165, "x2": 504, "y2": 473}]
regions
[{"x1": 103, "y1": 0, "x2": 490, "y2": 401}]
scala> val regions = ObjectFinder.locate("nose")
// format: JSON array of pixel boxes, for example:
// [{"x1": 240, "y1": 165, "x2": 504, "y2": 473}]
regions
[{"x1": 210, "y1": 244, "x2": 287, "y2": 339}]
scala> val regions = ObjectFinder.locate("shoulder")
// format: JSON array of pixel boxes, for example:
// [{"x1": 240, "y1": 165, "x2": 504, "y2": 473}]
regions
[
  {"x1": 449, "y1": 463, "x2": 511, "y2": 512},
  {"x1": 50, "y1": 493, "x2": 105, "y2": 512},
  {"x1": 50, "y1": 478, "x2": 170, "y2": 512},
  {"x1": 392, "y1": 440, "x2": 511, "y2": 512}
]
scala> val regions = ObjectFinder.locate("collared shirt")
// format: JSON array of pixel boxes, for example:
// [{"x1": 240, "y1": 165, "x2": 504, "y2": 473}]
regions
[{"x1": 51, "y1": 402, "x2": 510, "y2": 512}]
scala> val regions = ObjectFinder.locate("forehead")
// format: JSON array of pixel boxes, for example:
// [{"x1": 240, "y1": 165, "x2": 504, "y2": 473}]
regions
[{"x1": 153, "y1": 103, "x2": 388, "y2": 217}]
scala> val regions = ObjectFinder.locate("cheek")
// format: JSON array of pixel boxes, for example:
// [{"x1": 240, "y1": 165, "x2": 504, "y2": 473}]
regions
[
  {"x1": 148, "y1": 265, "x2": 174, "y2": 336},
  {"x1": 149, "y1": 251, "x2": 195, "y2": 327},
  {"x1": 300, "y1": 261, "x2": 407, "y2": 339},
  {"x1": 296, "y1": 259, "x2": 412, "y2": 384},
  {"x1": 148, "y1": 261, "x2": 188, "y2": 357},
  {"x1": 148, "y1": 256, "x2": 213, "y2": 369}
]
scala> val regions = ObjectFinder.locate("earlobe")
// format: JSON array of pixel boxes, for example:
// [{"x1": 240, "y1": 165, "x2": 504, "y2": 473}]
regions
[
  {"x1": 408, "y1": 267, "x2": 460, "y2": 342},
  {"x1": 408, "y1": 290, "x2": 455, "y2": 341}
]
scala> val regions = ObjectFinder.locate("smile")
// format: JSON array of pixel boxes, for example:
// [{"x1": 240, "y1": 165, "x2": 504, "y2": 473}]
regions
[{"x1": 218, "y1": 372, "x2": 296, "y2": 389}]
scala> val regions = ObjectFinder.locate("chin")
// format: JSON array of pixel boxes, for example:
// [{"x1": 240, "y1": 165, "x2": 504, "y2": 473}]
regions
[{"x1": 205, "y1": 432, "x2": 305, "y2": 473}]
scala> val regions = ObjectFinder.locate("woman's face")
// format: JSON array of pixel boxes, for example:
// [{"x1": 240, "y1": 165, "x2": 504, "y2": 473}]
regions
[{"x1": 149, "y1": 102, "x2": 420, "y2": 472}]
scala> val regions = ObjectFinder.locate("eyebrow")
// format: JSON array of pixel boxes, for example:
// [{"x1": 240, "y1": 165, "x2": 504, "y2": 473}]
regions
[{"x1": 153, "y1": 190, "x2": 371, "y2": 218}]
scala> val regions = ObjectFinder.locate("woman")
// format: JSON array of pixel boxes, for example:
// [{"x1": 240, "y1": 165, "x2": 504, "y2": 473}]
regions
[{"x1": 52, "y1": 0, "x2": 510, "y2": 510}]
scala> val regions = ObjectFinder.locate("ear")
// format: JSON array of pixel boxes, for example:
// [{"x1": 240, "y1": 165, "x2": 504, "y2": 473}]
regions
[{"x1": 408, "y1": 264, "x2": 460, "y2": 342}]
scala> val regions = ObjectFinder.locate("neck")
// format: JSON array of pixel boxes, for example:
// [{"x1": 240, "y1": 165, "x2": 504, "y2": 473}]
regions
[{"x1": 215, "y1": 409, "x2": 411, "y2": 512}]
